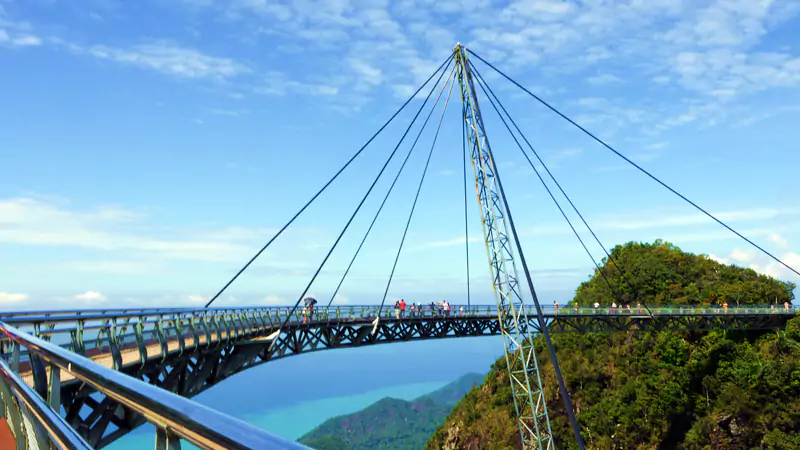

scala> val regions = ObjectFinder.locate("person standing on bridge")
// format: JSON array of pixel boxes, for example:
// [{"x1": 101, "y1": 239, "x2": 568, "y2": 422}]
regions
[
  {"x1": 394, "y1": 300, "x2": 401, "y2": 319},
  {"x1": 400, "y1": 298, "x2": 407, "y2": 319},
  {"x1": 303, "y1": 297, "x2": 317, "y2": 324},
  {"x1": 554, "y1": 301, "x2": 559, "y2": 315}
]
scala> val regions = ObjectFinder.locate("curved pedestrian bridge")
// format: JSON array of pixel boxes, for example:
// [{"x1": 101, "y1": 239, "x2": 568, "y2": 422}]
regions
[{"x1": 0, "y1": 303, "x2": 794, "y2": 449}]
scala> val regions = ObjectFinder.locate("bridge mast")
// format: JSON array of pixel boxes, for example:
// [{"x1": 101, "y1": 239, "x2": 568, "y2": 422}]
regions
[{"x1": 454, "y1": 44, "x2": 553, "y2": 449}]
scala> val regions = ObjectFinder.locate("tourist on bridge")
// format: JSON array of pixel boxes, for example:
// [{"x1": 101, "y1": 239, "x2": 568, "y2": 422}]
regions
[
  {"x1": 303, "y1": 297, "x2": 317, "y2": 324},
  {"x1": 394, "y1": 300, "x2": 401, "y2": 319},
  {"x1": 400, "y1": 298, "x2": 407, "y2": 318},
  {"x1": 554, "y1": 301, "x2": 559, "y2": 315},
  {"x1": 611, "y1": 302, "x2": 617, "y2": 314}
]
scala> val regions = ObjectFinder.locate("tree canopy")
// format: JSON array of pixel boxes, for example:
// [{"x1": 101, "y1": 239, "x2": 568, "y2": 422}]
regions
[{"x1": 429, "y1": 241, "x2": 800, "y2": 449}]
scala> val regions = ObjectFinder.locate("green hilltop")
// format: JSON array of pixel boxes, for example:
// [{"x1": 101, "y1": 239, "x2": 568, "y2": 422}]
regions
[
  {"x1": 428, "y1": 240, "x2": 799, "y2": 449},
  {"x1": 299, "y1": 372, "x2": 485, "y2": 450}
]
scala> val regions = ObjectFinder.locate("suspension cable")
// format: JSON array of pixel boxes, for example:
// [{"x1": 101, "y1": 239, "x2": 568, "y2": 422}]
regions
[
  {"x1": 470, "y1": 69, "x2": 622, "y2": 305},
  {"x1": 269, "y1": 61, "x2": 456, "y2": 339},
  {"x1": 203, "y1": 53, "x2": 454, "y2": 308},
  {"x1": 462, "y1": 103, "x2": 471, "y2": 309},
  {"x1": 470, "y1": 61, "x2": 651, "y2": 314},
  {"x1": 467, "y1": 48, "x2": 800, "y2": 279},
  {"x1": 326, "y1": 66, "x2": 458, "y2": 309},
  {"x1": 378, "y1": 72, "x2": 457, "y2": 317}
]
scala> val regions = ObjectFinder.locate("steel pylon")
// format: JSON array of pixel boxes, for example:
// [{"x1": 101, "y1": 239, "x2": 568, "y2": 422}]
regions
[{"x1": 454, "y1": 43, "x2": 554, "y2": 450}]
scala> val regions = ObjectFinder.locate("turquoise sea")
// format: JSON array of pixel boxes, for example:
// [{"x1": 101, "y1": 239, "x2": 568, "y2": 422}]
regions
[{"x1": 108, "y1": 337, "x2": 502, "y2": 449}]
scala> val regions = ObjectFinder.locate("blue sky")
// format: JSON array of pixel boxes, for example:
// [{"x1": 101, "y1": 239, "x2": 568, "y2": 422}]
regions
[{"x1": 1, "y1": 0, "x2": 799, "y2": 309}]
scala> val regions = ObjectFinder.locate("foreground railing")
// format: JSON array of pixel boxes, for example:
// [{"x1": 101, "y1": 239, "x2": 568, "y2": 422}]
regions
[
  {"x1": 0, "y1": 357, "x2": 90, "y2": 450},
  {"x1": 0, "y1": 322, "x2": 308, "y2": 449}
]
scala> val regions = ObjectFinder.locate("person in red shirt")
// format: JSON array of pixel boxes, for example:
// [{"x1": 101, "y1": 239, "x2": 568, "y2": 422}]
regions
[{"x1": 399, "y1": 299, "x2": 407, "y2": 319}]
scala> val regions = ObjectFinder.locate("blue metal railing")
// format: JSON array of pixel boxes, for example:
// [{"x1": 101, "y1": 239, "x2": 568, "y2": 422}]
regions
[
  {"x1": 0, "y1": 357, "x2": 91, "y2": 450},
  {"x1": 0, "y1": 322, "x2": 308, "y2": 449},
  {"x1": 0, "y1": 303, "x2": 793, "y2": 448}
]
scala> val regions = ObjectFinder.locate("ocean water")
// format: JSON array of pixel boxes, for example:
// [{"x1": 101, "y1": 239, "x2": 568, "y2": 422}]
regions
[{"x1": 108, "y1": 337, "x2": 503, "y2": 449}]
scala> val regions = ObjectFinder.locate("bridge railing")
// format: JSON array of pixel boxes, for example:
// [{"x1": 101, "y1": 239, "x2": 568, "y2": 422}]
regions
[
  {"x1": 0, "y1": 321, "x2": 308, "y2": 449},
  {"x1": 0, "y1": 303, "x2": 793, "y2": 373},
  {"x1": 0, "y1": 356, "x2": 91, "y2": 449}
]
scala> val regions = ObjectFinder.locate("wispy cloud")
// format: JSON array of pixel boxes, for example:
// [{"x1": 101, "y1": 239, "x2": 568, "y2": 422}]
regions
[
  {"x1": 208, "y1": 108, "x2": 250, "y2": 117},
  {"x1": 709, "y1": 234, "x2": 800, "y2": 283},
  {"x1": 78, "y1": 41, "x2": 250, "y2": 80},
  {"x1": 0, "y1": 292, "x2": 29, "y2": 304},
  {"x1": 0, "y1": 197, "x2": 258, "y2": 262},
  {"x1": 258, "y1": 70, "x2": 339, "y2": 97},
  {"x1": 587, "y1": 73, "x2": 623, "y2": 85},
  {"x1": 416, "y1": 207, "x2": 797, "y2": 250}
]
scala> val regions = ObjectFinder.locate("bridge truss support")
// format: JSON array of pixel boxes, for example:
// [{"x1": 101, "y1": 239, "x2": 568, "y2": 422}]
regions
[{"x1": 454, "y1": 44, "x2": 553, "y2": 449}]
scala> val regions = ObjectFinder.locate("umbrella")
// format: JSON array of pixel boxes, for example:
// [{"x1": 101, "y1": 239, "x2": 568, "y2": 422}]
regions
[{"x1": 303, "y1": 297, "x2": 318, "y2": 307}]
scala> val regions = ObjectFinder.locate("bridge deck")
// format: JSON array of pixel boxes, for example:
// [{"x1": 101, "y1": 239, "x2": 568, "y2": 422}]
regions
[
  {"x1": 0, "y1": 418, "x2": 14, "y2": 448},
  {"x1": 14, "y1": 307, "x2": 794, "y2": 388}
]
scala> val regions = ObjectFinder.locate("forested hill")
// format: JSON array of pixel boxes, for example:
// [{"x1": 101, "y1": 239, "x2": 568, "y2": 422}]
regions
[
  {"x1": 299, "y1": 372, "x2": 484, "y2": 450},
  {"x1": 428, "y1": 241, "x2": 799, "y2": 449}
]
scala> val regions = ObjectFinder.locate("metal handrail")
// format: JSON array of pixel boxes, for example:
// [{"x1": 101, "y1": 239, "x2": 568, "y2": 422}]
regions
[
  {"x1": 0, "y1": 322, "x2": 308, "y2": 450},
  {"x1": 0, "y1": 358, "x2": 91, "y2": 449},
  {"x1": 1, "y1": 302, "x2": 793, "y2": 325}
]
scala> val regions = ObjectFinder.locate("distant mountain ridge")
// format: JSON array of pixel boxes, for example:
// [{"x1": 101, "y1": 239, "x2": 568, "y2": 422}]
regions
[{"x1": 298, "y1": 372, "x2": 485, "y2": 450}]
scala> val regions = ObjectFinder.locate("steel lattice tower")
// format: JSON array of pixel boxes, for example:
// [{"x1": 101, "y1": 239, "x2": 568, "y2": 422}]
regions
[{"x1": 454, "y1": 44, "x2": 554, "y2": 450}]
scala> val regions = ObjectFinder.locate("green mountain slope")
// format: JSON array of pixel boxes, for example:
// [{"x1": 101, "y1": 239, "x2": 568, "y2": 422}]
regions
[
  {"x1": 299, "y1": 373, "x2": 484, "y2": 450},
  {"x1": 428, "y1": 240, "x2": 799, "y2": 450}
]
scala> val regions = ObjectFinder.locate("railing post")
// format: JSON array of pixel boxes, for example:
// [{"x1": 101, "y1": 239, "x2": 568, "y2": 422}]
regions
[
  {"x1": 70, "y1": 320, "x2": 86, "y2": 356},
  {"x1": 187, "y1": 317, "x2": 199, "y2": 351},
  {"x1": 155, "y1": 318, "x2": 168, "y2": 362},
  {"x1": 155, "y1": 427, "x2": 182, "y2": 450},
  {"x1": 11, "y1": 342, "x2": 20, "y2": 373},
  {"x1": 175, "y1": 319, "x2": 185, "y2": 356},
  {"x1": 48, "y1": 365, "x2": 61, "y2": 413},
  {"x1": 135, "y1": 317, "x2": 147, "y2": 367},
  {"x1": 109, "y1": 320, "x2": 122, "y2": 371},
  {"x1": 0, "y1": 373, "x2": 25, "y2": 450}
]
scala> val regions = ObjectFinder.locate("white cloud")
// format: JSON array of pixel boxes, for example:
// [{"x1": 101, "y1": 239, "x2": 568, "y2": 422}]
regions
[
  {"x1": 587, "y1": 73, "x2": 623, "y2": 85},
  {"x1": 79, "y1": 41, "x2": 249, "y2": 79},
  {"x1": 184, "y1": 294, "x2": 208, "y2": 304},
  {"x1": 7, "y1": 0, "x2": 800, "y2": 120},
  {"x1": 767, "y1": 233, "x2": 789, "y2": 248},
  {"x1": 258, "y1": 70, "x2": 339, "y2": 97},
  {"x1": 713, "y1": 245, "x2": 800, "y2": 283},
  {"x1": 74, "y1": 290, "x2": 106, "y2": 301},
  {"x1": 416, "y1": 207, "x2": 796, "y2": 250},
  {"x1": 208, "y1": 108, "x2": 250, "y2": 117},
  {"x1": 12, "y1": 35, "x2": 41, "y2": 46},
  {"x1": 263, "y1": 295, "x2": 286, "y2": 306},
  {"x1": 0, "y1": 197, "x2": 258, "y2": 262},
  {"x1": 729, "y1": 248, "x2": 756, "y2": 263},
  {"x1": 551, "y1": 148, "x2": 582, "y2": 159},
  {"x1": 0, "y1": 292, "x2": 29, "y2": 304}
]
